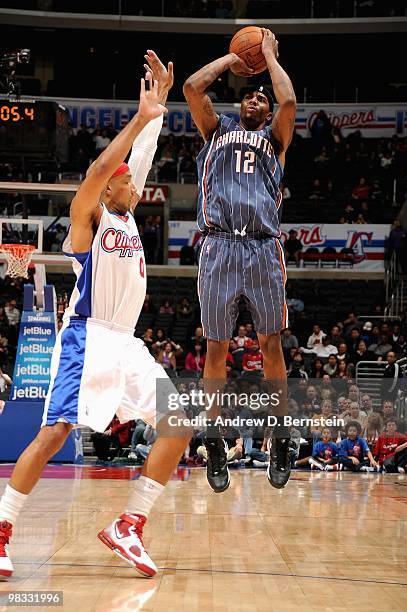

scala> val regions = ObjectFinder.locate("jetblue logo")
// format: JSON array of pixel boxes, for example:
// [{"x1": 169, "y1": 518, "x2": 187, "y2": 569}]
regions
[{"x1": 101, "y1": 228, "x2": 143, "y2": 257}]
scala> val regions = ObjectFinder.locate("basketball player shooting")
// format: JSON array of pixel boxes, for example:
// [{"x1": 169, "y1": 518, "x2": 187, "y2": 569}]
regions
[
  {"x1": 183, "y1": 29, "x2": 296, "y2": 492},
  {"x1": 0, "y1": 54, "x2": 191, "y2": 579}
]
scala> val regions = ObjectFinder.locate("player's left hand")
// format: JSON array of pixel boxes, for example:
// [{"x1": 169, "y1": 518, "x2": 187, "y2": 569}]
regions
[
  {"x1": 144, "y1": 50, "x2": 174, "y2": 102},
  {"x1": 261, "y1": 28, "x2": 279, "y2": 59},
  {"x1": 138, "y1": 71, "x2": 168, "y2": 123}
]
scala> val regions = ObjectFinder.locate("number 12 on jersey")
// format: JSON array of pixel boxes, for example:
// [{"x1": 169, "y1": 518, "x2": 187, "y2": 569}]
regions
[{"x1": 235, "y1": 149, "x2": 255, "y2": 174}]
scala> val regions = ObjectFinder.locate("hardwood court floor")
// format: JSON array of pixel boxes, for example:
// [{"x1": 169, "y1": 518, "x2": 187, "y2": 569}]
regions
[{"x1": 0, "y1": 466, "x2": 406, "y2": 612}]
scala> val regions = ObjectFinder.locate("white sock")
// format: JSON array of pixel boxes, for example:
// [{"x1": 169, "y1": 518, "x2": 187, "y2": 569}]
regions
[
  {"x1": 126, "y1": 476, "x2": 164, "y2": 519},
  {"x1": 0, "y1": 485, "x2": 28, "y2": 526}
]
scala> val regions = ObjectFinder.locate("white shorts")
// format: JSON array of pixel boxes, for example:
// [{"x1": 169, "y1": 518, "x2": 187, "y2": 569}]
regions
[{"x1": 41, "y1": 317, "x2": 169, "y2": 432}]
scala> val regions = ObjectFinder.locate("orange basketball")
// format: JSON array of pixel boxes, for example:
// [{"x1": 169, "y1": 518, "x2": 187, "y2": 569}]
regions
[{"x1": 229, "y1": 26, "x2": 267, "y2": 75}]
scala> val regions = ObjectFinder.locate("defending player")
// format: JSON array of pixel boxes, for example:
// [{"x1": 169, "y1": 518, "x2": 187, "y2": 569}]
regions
[
  {"x1": 0, "y1": 54, "x2": 191, "y2": 579},
  {"x1": 183, "y1": 30, "x2": 296, "y2": 492}
]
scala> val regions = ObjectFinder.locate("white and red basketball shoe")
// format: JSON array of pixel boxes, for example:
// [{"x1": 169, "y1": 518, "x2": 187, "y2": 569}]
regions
[
  {"x1": 98, "y1": 514, "x2": 157, "y2": 577},
  {"x1": 0, "y1": 520, "x2": 13, "y2": 578}
]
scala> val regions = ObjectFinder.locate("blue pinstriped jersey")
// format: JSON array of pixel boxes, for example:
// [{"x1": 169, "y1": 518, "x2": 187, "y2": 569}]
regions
[{"x1": 196, "y1": 114, "x2": 284, "y2": 236}]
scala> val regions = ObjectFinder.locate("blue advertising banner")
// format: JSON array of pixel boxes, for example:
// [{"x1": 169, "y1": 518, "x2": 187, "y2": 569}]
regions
[{"x1": 10, "y1": 286, "x2": 57, "y2": 402}]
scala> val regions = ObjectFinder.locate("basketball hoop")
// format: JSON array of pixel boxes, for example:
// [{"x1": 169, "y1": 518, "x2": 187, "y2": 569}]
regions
[{"x1": 0, "y1": 244, "x2": 36, "y2": 278}]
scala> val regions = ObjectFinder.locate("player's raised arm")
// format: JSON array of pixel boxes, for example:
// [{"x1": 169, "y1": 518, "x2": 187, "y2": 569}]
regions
[
  {"x1": 128, "y1": 51, "x2": 174, "y2": 211},
  {"x1": 70, "y1": 72, "x2": 167, "y2": 251},
  {"x1": 262, "y1": 29, "x2": 296, "y2": 163},
  {"x1": 183, "y1": 54, "x2": 253, "y2": 141}
]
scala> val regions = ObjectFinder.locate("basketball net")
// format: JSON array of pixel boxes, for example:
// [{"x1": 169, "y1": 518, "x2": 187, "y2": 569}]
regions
[{"x1": 0, "y1": 244, "x2": 36, "y2": 279}]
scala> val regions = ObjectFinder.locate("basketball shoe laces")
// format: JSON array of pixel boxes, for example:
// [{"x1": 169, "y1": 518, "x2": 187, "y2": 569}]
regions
[
  {"x1": 0, "y1": 521, "x2": 12, "y2": 553},
  {"x1": 120, "y1": 514, "x2": 146, "y2": 545},
  {"x1": 208, "y1": 438, "x2": 226, "y2": 475}
]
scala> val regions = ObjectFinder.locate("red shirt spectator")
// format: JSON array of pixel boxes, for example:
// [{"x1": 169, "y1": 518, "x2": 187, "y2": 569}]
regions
[
  {"x1": 242, "y1": 347, "x2": 263, "y2": 371},
  {"x1": 234, "y1": 325, "x2": 254, "y2": 349},
  {"x1": 374, "y1": 420, "x2": 407, "y2": 464},
  {"x1": 108, "y1": 418, "x2": 134, "y2": 447},
  {"x1": 352, "y1": 177, "x2": 371, "y2": 200},
  {"x1": 184, "y1": 344, "x2": 206, "y2": 372}
]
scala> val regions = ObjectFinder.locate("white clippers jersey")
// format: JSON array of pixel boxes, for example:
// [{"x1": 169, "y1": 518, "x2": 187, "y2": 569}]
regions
[{"x1": 62, "y1": 203, "x2": 146, "y2": 329}]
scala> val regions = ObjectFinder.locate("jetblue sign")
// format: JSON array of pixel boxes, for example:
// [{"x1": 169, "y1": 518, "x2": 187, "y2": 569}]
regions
[{"x1": 10, "y1": 286, "x2": 57, "y2": 402}]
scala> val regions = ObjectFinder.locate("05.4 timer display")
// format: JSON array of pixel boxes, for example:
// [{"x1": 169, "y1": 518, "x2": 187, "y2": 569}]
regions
[{"x1": 0, "y1": 103, "x2": 35, "y2": 122}]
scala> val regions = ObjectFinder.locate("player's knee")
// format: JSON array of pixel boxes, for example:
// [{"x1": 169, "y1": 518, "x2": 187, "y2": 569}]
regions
[{"x1": 34, "y1": 423, "x2": 71, "y2": 456}]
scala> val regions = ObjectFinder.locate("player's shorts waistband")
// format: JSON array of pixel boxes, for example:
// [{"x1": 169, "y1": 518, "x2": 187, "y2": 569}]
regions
[
  {"x1": 68, "y1": 316, "x2": 134, "y2": 335},
  {"x1": 207, "y1": 229, "x2": 275, "y2": 241}
]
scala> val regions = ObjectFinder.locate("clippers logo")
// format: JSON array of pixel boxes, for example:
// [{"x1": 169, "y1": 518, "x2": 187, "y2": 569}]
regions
[
  {"x1": 281, "y1": 225, "x2": 325, "y2": 246},
  {"x1": 346, "y1": 231, "x2": 373, "y2": 264},
  {"x1": 101, "y1": 228, "x2": 143, "y2": 257},
  {"x1": 308, "y1": 109, "x2": 375, "y2": 131}
]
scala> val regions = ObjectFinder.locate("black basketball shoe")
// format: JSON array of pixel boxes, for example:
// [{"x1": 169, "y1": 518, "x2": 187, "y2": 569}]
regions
[
  {"x1": 203, "y1": 436, "x2": 230, "y2": 493},
  {"x1": 267, "y1": 436, "x2": 291, "y2": 489}
]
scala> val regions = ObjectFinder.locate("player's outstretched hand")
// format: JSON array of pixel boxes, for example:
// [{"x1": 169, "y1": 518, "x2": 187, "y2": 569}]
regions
[
  {"x1": 229, "y1": 53, "x2": 254, "y2": 77},
  {"x1": 138, "y1": 71, "x2": 168, "y2": 122},
  {"x1": 261, "y1": 28, "x2": 279, "y2": 59},
  {"x1": 144, "y1": 49, "x2": 174, "y2": 99}
]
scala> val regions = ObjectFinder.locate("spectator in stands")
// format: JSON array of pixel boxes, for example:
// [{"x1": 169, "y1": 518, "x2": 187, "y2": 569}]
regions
[
  {"x1": 348, "y1": 384, "x2": 361, "y2": 404},
  {"x1": 128, "y1": 424, "x2": 157, "y2": 462},
  {"x1": 352, "y1": 177, "x2": 371, "y2": 200},
  {"x1": 311, "y1": 358, "x2": 324, "y2": 379},
  {"x1": 0, "y1": 335, "x2": 8, "y2": 368},
  {"x1": 0, "y1": 307, "x2": 9, "y2": 337},
  {"x1": 340, "y1": 401, "x2": 367, "y2": 431},
  {"x1": 157, "y1": 141, "x2": 177, "y2": 181},
  {"x1": 242, "y1": 340, "x2": 263, "y2": 374},
  {"x1": 364, "y1": 412, "x2": 384, "y2": 449},
  {"x1": 286, "y1": 291, "x2": 304, "y2": 316},
  {"x1": 141, "y1": 294, "x2": 156, "y2": 314},
  {"x1": 93, "y1": 128, "x2": 111, "y2": 156},
  {"x1": 287, "y1": 352, "x2": 308, "y2": 379},
  {"x1": 323, "y1": 354, "x2": 338, "y2": 377},
  {"x1": 157, "y1": 341, "x2": 177, "y2": 371},
  {"x1": 343, "y1": 313, "x2": 362, "y2": 337},
  {"x1": 381, "y1": 350, "x2": 403, "y2": 400},
  {"x1": 360, "y1": 321, "x2": 374, "y2": 344},
  {"x1": 330, "y1": 325, "x2": 345, "y2": 348},
  {"x1": 351, "y1": 339, "x2": 374, "y2": 365},
  {"x1": 234, "y1": 325, "x2": 253, "y2": 349},
  {"x1": 306, "y1": 324, "x2": 326, "y2": 349},
  {"x1": 281, "y1": 328, "x2": 299, "y2": 351},
  {"x1": 361, "y1": 394, "x2": 373, "y2": 415},
  {"x1": 152, "y1": 328, "x2": 167, "y2": 354},
  {"x1": 371, "y1": 179, "x2": 384, "y2": 202},
  {"x1": 310, "y1": 110, "x2": 332, "y2": 152},
  {"x1": 284, "y1": 229, "x2": 302, "y2": 266},
  {"x1": 184, "y1": 343, "x2": 206, "y2": 373},
  {"x1": 245, "y1": 323, "x2": 257, "y2": 340},
  {"x1": 356, "y1": 214, "x2": 367, "y2": 224},
  {"x1": 339, "y1": 421, "x2": 379, "y2": 472},
  {"x1": 176, "y1": 297, "x2": 193, "y2": 319},
  {"x1": 91, "y1": 417, "x2": 134, "y2": 462},
  {"x1": 382, "y1": 399, "x2": 396, "y2": 421},
  {"x1": 189, "y1": 326, "x2": 205, "y2": 350},
  {"x1": 374, "y1": 418, "x2": 407, "y2": 468},
  {"x1": 159, "y1": 299, "x2": 174, "y2": 314},
  {"x1": 4, "y1": 300, "x2": 20, "y2": 327},
  {"x1": 335, "y1": 360, "x2": 348, "y2": 383},
  {"x1": 308, "y1": 179, "x2": 325, "y2": 200},
  {"x1": 343, "y1": 203, "x2": 357, "y2": 223},
  {"x1": 142, "y1": 328, "x2": 154, "y2": 353},
  {"x1": 306, "y1": 385, "x2": 320, "y2": 412},
  {"x1": 75, "y1": 124, "x2": 94, "y2": 159},
  {"x1": 347, "y1": 328, "x2": 362, "y2": 357},
  {"x1": 309, "y1": 427, "x2": 339, "y2": 471},
  {"x1": 388, "y1": 219, "x2": 407, "y2": 274},
  {"x1": 368, "y1": 334, "x2": 393, "y2": 358},
  {"x1": 301, "y1": 335, "x2": 338, "y2": 359}
]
